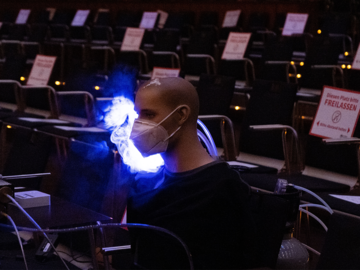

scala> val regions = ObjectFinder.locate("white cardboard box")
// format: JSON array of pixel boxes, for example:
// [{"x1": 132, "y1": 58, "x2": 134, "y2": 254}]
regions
[{"x1": 15, "y1": 190, "x2": 50, "y2": 208}]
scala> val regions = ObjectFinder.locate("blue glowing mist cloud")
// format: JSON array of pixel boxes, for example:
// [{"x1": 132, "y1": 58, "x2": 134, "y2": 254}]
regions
[{"x1": 104, "y1": 96, "x2": 164, "y2": 173}]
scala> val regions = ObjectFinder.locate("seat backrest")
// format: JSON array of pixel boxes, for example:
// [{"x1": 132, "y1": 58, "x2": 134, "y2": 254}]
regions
[
  {"x1": 316, "y1": 212, "x2": 360, "y2": 270},
  {"x1": 7, "y1": 24, "x2": 27, "y2": 41},
  {"x1": 115, "y1": 11, "x2": 142, "y2": 27},
  {"x1": 345, "y1": 69, "x2": 360, "y2": 91},
  {"x1": 153, "y1": 29, "x2": 180, "y2": 52},
  {"x1": 132, "y1": 225, "x2": 193, "y2": 269},
  {"x1": 320, "y1": 12, "x2": 352, "y2": 35},
  {"x1": 57, "y1": 91, "x2": 96, "y2": 126},
  {"x1": 247, "y1": 12, "x2": 269, "y2": 31},
  {"x1": 197, "y1": 74, "x2": 235, "y2": 116},
  {"x1": 187, "y1": 29, "x2": 217, "y2": 55},
  {"x1": 95, "y1": 11, "x2": 110, "y2": 26},
  {"x1": 2, "y1": 129, "x2": 52, "y2": 190},
  {"x1": 262, "y1": 37, "x2": 293, "y2": 62},
  {"x1": 91, "y1": 25, "x2": 111, "y2": 42},
  {"x1": 196, "y1": 74, "x2": 235, "y2": 150},
  {"x1": 249, "y1": 190, "x2": 290, "y2": 268},
  {"x1": 55, "y1": 139, "x2": 114, "y2": 212},
  {"x1": 305, "y1": 119, "x2": 360, "y2": 176},
  {"x1": 305, "y1": 36, "x2": 343, "y2": 66},
  {"x1": 240, "y1": 79, "x2": 298, "y2": 159},
  {"x1": 28, "y1": 23, "x2": 48, "y2": 42},
  {"x1": 21, "y1": 85, "x2": 59, "y2": 118},
  {"x1": 69, "y1": 26, "x2": 89, "y2": 41},
  {"x1": 199, "y1": 11, "x2": 218, "y2": 27},
  {"x1": 51, "y1": 9, "x2": 74, "y2": 25},
  {"x1": 0, "y1": 81, "x2": 21, "y2": 109},
  {"x1": 34, "y1": 10, "x2": 51, "y2": 24}
]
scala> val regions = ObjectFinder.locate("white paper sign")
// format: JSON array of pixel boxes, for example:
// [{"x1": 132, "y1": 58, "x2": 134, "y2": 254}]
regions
[
  {"x1": 352, "y1": 44, "x2": 360, "y2": 70},
  {"x1": 71, "y1": 10, "x2": 90, "y2": 27},
  {"x1": 139, "y1": 12, "x2": 158, "y2": 29},
  {"x1": 330, "y1": 194, "x2": 360, "y2": 204},
  {"x1": 151, "y1": 67, "x2": 180, "y2": 79},
  {"x1": 157, "y1": 10, "x2": 168, "y2": 29},
  {"x1": 221, "y1": 32, "x2": 251, "y2": 60},
  {"x1": 15, "y1": 9, "x2": 31, "y2": 24},
  {"x1": 46, "y1": 8, "x2": 56, "y2": 21},
  {"x1": 27, "y1": 55, "x2": 57, "y2": 86},
  {"x1": 310, "y1": 86, "x2": 360, "y2": 139},
  {"x1": 282, "y1": 13, "x2": 308, "y2": 36},
  {"x1": 222, "y1": 10, "x2": 241, "y2": 28},
  {"x1": 120, "y1": 27, "x2": 145, "y2": 51}
]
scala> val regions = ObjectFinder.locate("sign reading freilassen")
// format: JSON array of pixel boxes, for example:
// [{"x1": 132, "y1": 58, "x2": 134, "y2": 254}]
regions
[
  {"x1": 282, "y1": 13, "x2": 308, "y2": 36},
  {"x1": 352, "y1": 43, "x2": 360, "y2": 70},
  {"x1": 151, "y1": 67, "x2": 180, "y2": 79},
  {"x1": 310, "y1": 86, "x2": 360, "y2": 138},
  {"x1": 120, "y1": 28, "x2": 145, "y2": 51},
  {"x1": 27, "y1": 55, "x2": 57, "y2": 86},
  {"x1": 221, "y1": 32, "x2": 251, "y2": 60},
  {"x1": 157, "y1": 10, "x2": 168, "y2": 29}
]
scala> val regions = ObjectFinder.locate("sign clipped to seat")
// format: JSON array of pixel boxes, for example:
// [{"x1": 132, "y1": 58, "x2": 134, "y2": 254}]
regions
[
  {"x1": 157, "y1": 10, "x2": 168, "y2": 29},
  {"x1": 15, "y1": 9, "x2": 31, "y2": 24},
  {"x1": 46, "y1": 8, "x2": 56, "y2": 21},
  {"x1": 27, "y1": 55, "x2": 57, "y2": 86},
  {"x1": 151, "y1": 67, "x2": 180, "y2": 79},
  {"x1": 352, "y1": 44, "x2": 360, "y2": 70},
  {"x1": 121, "y1": 28, "x2": 145, "y2": 51},
  {"x1": 221, "y1": 32, "x2": 251, "y2": 60},
  {"x1": 71, "y1": 10, "x2": 90, "y2": 27},
  {"x1": 139, "y1": 12, "x2": 158, "y2": 29},
  {"x1": 282, "y1": 13, "x2": 308, "y2": 36},
  {"x1": 310, "y1": 86, "x2": 360, "y2": 138},
  {"x1": 222, "y1": 10, "x2": 241, "y2": 28}
]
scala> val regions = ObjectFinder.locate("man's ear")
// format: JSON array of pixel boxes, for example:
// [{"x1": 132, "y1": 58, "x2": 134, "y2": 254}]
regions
[{"x1": 177, "y1": 105, "x2": 191, "y2": 125}]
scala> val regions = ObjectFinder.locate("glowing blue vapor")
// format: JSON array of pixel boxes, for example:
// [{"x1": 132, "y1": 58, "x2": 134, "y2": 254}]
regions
[{"x1": 104, "y1": 96, "x2": 164, "y2": 173}]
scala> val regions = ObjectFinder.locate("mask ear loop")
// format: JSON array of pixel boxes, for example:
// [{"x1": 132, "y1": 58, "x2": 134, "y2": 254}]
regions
[
  {"x1": 156, "y1": 105, "x2": 186, "y2": 142},
  {"x1": 164, "y1": 126, "x2": 181, "y2": 141},
  {"x1": 156, "y1": 105, "x2": 186, "y2": 127}
]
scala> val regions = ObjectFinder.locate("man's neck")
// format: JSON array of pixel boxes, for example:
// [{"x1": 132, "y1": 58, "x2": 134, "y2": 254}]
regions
[{"x1": 162, "y1": 135, "x2": 215, "y2": 173}]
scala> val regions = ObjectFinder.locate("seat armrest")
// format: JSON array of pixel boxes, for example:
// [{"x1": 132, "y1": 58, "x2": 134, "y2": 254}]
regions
[
  {"x1": 101, "y1": 245, "x2": 131, "y2": 255},
  {"x1": 249, "y1": 124, "x2": 303, "y2": 174},
  {"x1": 198, "y1": 114, "x2": 236, "y2": 160},
  {"x1": 323, "y1": 137, "x2": 360, "y2": 145}
]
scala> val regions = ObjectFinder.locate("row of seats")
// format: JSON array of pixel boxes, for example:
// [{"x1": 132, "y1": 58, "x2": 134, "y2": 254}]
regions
[
  {"x1": 1, "y1": 74, "x2": 360, "y2": 268},
  {"x1": 0, "y1": 72, "x2": 358, "y2": 178},
  {"x1": 0, "y1": 14, "x2": 357, "y2": 91},
  {"x1": 0, "y1": 32, "x2": 359, "y2": 90},
  {"x1": 0, "y1": 2, "x2": 358, "y2": 35}
]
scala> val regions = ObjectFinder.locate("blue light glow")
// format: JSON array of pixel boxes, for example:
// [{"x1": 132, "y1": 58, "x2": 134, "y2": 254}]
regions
[{"x1": 104, "y1": 96, "x2": 164, "y2": 173}]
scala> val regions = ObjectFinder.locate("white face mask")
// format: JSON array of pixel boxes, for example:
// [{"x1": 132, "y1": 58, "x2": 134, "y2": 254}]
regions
[{"x1": 129, "y1": 105, "x2": 183, "y2": 157}]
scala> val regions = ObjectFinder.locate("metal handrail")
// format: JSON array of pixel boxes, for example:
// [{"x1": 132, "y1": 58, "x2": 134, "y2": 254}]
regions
[
  {"x1": 198, "y1": 114, "x2": 237, "y2": 161},
  {"x1": 57, "y1": 91, "x2": 96, "y2": 127}
]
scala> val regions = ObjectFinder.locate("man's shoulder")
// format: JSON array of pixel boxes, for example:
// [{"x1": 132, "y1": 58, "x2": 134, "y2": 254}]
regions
[
  {"x1": 190, "y1": 160, "x2": 242, "y2": 180},
  {"x1": 166, "y1": 160, "x2": 248, "y2": 189}
]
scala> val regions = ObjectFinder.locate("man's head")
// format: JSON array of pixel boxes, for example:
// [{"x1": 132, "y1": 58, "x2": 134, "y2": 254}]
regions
[
  {"x1": 131, "y1": 77, "x2": 200, "y2": 156},
  {"x1": 135, "y1": 77, "x2": 199, "y2": 124}
]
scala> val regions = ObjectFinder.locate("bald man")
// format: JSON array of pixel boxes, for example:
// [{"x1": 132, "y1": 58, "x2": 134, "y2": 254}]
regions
[{"x1": 127, "y1": 77, "x2": 258, "y2": 269}]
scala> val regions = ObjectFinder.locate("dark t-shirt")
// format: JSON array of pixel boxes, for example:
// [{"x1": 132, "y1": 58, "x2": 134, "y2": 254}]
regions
[{"x1": 127, "y1": 161, "x2": 258, "y2": 269}]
